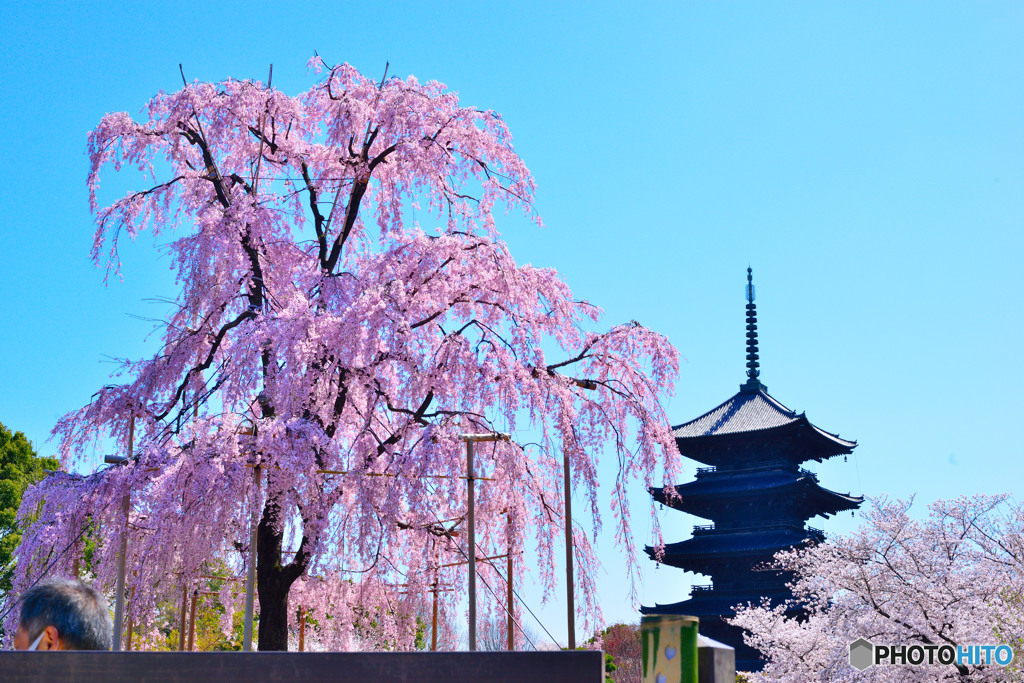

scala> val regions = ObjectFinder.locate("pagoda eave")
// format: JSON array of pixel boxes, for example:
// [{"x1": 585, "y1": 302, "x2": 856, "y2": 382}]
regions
[
  {"x1": 652, "y1": 475, "x2": 862, "y2": 518},
  {"x1": 650, "y1": 528, "x2": 821, "y2": 562},
  {"x1": 675, "y1": 417, "x2": 855, "y2": 465},
  {"x1": 641, "y1": 594, "x2": 793, "y2": 614}
]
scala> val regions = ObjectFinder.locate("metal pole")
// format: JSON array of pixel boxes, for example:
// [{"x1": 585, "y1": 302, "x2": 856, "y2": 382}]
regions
[
  {"x1": 467, "y1": 439, "x2": 477, "y2": 651},
  {"x1": 564, "y1": 452, "x2": 575, "y2": 650},
  {"x1": 243, "y1": 466, "x2": 260, "y2": 651},
  {"x1": 112, "y1": 416, "x2": 133, "y2": 651}
]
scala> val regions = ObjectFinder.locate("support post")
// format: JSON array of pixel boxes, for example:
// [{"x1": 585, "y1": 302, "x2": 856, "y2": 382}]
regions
[
  {"x1": 125, "y1": 614, "x2": 133, "y2": 652},
  {"x1": 298, "y1": 608, "x2": 306, "y2": 652},
  {"x1": 242, "y1": 466, "x2": 260, "y2": 651},
  {"x1": 507, "y1": 551, "x2": 514, "y2": 651},
  {"x1": 178, "y1": 583, "x2": 188, "y2": 651},
  {"x1": 187, "y1": 590, "x2": 198, "y2": 651},
  {"x1": 112, "y1": 416, "x2": 134, "y2": 651},
  {"x1": 431, "y1": 583, "x2": 439, "y2": 651},
  {"x1": 564, "y1": 452, "x2": 575, "y2": 650},
  {"x1": 466, "y1": 439, "x2": 476, "y2": 652}
]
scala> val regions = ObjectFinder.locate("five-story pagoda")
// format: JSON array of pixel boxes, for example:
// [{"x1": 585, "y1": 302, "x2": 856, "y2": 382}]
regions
[{"x1": 641, "y1": 269, "x2": 862, "y2": 672}]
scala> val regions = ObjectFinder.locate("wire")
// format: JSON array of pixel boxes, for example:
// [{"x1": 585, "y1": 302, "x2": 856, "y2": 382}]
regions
[
  {"x1": 380, "y1": 543, "x2": 539, "y2": 651},
  {"x1": 421, "y1": 498, "x2": 560, "y2": 650}
]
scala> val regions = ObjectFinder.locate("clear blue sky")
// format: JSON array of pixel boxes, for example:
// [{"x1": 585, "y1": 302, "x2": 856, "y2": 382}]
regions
[{"x1": 1, "y1": 1, "x2": 1022, "y2": 644}]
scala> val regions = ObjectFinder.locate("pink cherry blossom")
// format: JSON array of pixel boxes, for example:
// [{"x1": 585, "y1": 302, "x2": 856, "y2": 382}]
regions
[{"x1": 8, "y1": 59, "x2": 681, "y2": 650}]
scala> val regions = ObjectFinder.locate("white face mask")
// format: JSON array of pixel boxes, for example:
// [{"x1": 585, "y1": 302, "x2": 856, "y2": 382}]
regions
[{"x1": 27, "y1": 630, "x2": 47, "y2": 651}]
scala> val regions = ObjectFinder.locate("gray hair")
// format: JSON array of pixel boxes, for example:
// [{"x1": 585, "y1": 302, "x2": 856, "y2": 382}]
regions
[{"x1": 19, "y1": 577, "x2": 113, "y2": 650}]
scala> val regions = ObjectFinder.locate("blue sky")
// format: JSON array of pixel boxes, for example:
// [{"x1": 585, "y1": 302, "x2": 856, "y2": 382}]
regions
[{"x1": 1, "y1": 2, "x2": 1022, "y2": 644}]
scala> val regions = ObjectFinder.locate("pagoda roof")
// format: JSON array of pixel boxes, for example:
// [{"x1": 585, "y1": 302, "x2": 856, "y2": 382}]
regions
[
  {"x1": 646, "y1": 528, "x2": 816, "y2": 568},
  {"x1": 672, "y1": 386, "x2": 855, "y2": 453},
  {"x1": 651, "y1": 470, "x2": 863, "y2": 517},
  {"x1": 641, "y1": 592, "x2": 796, "y2": 618}
]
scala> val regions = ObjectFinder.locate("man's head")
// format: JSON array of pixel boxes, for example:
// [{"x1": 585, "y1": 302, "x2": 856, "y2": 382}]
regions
[{"x1": 13, "y1": 577, "x2": 112, "y2": 651}]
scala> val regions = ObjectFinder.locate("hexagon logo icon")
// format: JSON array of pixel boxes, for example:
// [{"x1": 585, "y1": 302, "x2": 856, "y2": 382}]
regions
[{"x1": 849, "y1": 638, "x2": 874, "y2": 671}]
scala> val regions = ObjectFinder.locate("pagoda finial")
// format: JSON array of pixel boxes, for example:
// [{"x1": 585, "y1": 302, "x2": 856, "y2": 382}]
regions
[{"x1": 741, "y1": 267, "x2": 765, "y2": 393}]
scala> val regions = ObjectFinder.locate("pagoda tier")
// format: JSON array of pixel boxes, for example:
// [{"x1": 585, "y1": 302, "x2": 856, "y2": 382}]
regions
[
  {"x1": 671, "y1": 385, "x2": 855, "y2": 467},
  {"x1": 646, "y1": 526, "x2": 822, "y2": 574},
  {"x1": 651, "y1": 468, "x2": 862, "y2": 521},
  {"x1": 649, "y1": 538, "x2": 801, "y2": 579}
]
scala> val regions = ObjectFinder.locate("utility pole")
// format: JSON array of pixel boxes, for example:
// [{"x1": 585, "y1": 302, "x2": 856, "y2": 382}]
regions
[
  {"x1": 460, "y1": 432, "x2": 509, "y2": 651},
  {"x1": 564, "y1": 451, "x2": 575, "y2": 650},
  {"x1": 110, "y1": 415, "x2": 133, "y2": 651},
  {"x1": 506, "y1": 511, "x2": 515, "y2": 651},
  {"x1": 507, "y1": 549, "x2": 514, "y2": 650},
  {"x1": 467, "y1": 438, "x2": 476, "y2": 651}
]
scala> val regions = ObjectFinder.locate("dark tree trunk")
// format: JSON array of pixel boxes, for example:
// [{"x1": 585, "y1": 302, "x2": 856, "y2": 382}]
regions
[{"x1": 255, "y1": 502, "x2": 307, "y2": 651}]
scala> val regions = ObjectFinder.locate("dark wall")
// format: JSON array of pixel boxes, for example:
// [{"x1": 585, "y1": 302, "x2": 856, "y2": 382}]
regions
[{"x1": 0, "y1": 650, "x2": 604, "y2": 682}]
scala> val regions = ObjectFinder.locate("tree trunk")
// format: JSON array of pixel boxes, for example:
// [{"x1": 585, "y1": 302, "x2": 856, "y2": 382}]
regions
[{"x1": 255, "y1": 502, "x2": 306, "y2": 651}]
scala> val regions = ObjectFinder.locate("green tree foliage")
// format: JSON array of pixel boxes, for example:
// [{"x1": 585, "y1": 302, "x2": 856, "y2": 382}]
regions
[{"x1": 0, "y1": 422, "x2": 57, "y2": 593}]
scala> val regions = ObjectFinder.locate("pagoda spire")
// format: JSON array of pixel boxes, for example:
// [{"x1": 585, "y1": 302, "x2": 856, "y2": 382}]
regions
[{"x1": 741, "y1": 267, "x2": 765, "y2": 393}]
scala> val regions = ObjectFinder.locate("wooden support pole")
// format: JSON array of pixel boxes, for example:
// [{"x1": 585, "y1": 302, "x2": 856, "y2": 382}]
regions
[
  {"x1": 507, "y1": 551, "x2": 514, "y2": 651},
  {"x1": 187, "y1": 590, "x2": 198, "y2": 651},
  {"x1": 564, "y1": 451, "x2": 575, "y2": 650},
  {"x1": 506, "y1": 510, "x2": 514, "y2": 651},
  {"x1": 298, "y1": 608, "x2": 306, "y2": 652},
  {"x1": 125, "y1": 613, "x2": 134, "y2": 652},
  {"x1": 431, "y1": 583, "x2": 439, "y2": 651},
  {"x1": 178, "y1": 583, "x2": 188, "y2": 651},
  {"x1": 466, "y1": 439, "x2": 476, "y2": 652},
  {"x1": 242, "y1": 466, "x2": 260, "y2": 651}
]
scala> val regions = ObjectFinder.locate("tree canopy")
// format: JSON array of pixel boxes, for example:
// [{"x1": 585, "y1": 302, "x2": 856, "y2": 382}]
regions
[
  {"x1": 731, "y1": 495, "x2": 1024, "y2": 681},
  {"x1": 8, "y1": 58, "x2": 681, "y2": 650}
]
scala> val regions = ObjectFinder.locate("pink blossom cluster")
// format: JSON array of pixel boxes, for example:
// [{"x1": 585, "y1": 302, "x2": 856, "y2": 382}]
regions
[
  {"x1": 7, "y1": 58, "x2": 681, "y2": 648},
  {"x1": 730, "y1": 495, "x2": 1024, "y2": 681}
]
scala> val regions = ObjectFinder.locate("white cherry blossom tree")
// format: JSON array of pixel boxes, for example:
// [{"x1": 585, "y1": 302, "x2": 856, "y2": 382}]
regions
[{"x1": 731, "y1": 495, "x2": 1024, "y2": 681}]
